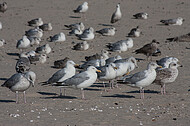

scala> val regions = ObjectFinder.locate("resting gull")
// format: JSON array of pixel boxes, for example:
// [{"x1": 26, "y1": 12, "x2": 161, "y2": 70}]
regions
[
  {"x1": 28, "y1": 37, "x2": 41, "y2": 46},
  {"x1": 77, "y1": 27, "x2": 95, "y2": 40},
  {"x1": 85, "y1": 49, "x2": 109, "y2": 61},
  {"x1": 111, "y1": 3, "x2": 122, "y2": 24},
  {"x1": 69, "y1": 27, "x2": 83, "y2": 36},
  {"x1": 156, "y1": 57, "x2": 179, "y2": 68},
  {"x1": 0, "y1": 2, "x2": 7, "y2": 13},
  {"x1": 160, "y1": 17, "x2": 184, "y2": 25},
  {"x1": 1, "y1": 71, "x2": 36, "y2": 103},
  {"x1": 117, "y1": 62, "x2": 161, "y2": 99},
  {"x1": 36, "y1": 44, "x2": 51, "y2": 54},
  {"x1": 49, "y1": 32, "x2": 66, "y2": 42},
  {"x1": 0, "y1": 39, "x2": 6, "y2": 47},
  {"x1": 154, "y1": 62, "x2": 182, "y2": 94},
  {"x1": 133, "y1": 12, "x2": 148, "y2": 19},
  {"x1": 166, "y1": 33, "x2": 190, "y2": 42},
  {"x1": 105, "y1": 55, "x2": 122, "y2": 65},
  {"x1": 53, "y1": 57, "x2": 70, "y2": 69},
  {"x1": 25, "y1": 28, "x2": 43, "y2": 38},
  {"x1": 134, "y1": 39, "x2": 160, "y2": 60},
  {"x1": 28, "y1": 18, "x2": 43, "y2": 27},
  {"x1": 16, "y1": 35, "x2": 30, "y2": 52},
  {"x1": 96, "y1": 27, "x2": 116, "y2": 36},
  {"x1": 128, "y1": 26, "x2": 142, "y2": 37},
  {"x1": 64, "y1": 22, "x2": 85, "y2": 31},
  {"x1": 53, "y1": 66, "x2": 101, "y2": 99},
  {"x1": 29, "y1": 54, "x2": 47, "y2": 64},
  {"x1": 73, "y1": 41, "x2": 89, "y2": 51},
  {"x1": 39, "y1": 23, "x2": 52, "y2": 31}
]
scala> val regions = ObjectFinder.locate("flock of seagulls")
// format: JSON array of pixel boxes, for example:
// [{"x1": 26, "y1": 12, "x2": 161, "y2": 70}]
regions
[{"x1": 0, "y1": 1, "x2": 185, "y2": 103}]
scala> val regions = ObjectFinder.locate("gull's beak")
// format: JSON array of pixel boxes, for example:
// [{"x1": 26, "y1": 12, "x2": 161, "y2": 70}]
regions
[
  {"x1": 158, "y1": 65, "x2": 162, "y2": 68},
  {"x1": 96, "y1": 70, "x2": 101, "y2": 73},
  {"x1": 114, "y1": 67, "x2": 118, "y2": 70},
  {"x1": 32, "y1": 82, "x2": 35, "y2": 87},
  {"x1": 126, "y1": 72, "x2": 130, "y2": 75},
  {"x1": 74, "y1": 64, "x2": 80, "y2": 67}
]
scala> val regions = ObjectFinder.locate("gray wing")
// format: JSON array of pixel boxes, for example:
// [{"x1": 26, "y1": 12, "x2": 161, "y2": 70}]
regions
[
  {"x1": 2, "y1": 73, "x2": 22, "y2": 88},
  {"x1": 75, "y1": 5, "x2": 83, "y2": 12},
  {"x1": 97, "y1": 66, "x2": 107, "y2": 78},
  {"x1": 97, "y1": 28, "x2": 108, "y2": 34},
  {"x1": 111, "y1": 13, "x2": 120, "y2": 23},
  {"x1": 64, "y1": 72, "x2": 90, "y2": 86},
  {"x1": 50, "y1": 34, "x2": 59, "y2": 42},
  {"x1": 48, "y1": 69, "x2": 66, "y2": 84},
  {"x1": 28, "y1": 19, "x2": 38, "y2": 25},
  {"x1": 124, "y1": 71, "x2": 147, "y2": 84},
  {"x1": 114, "y1": 59, "x2": 127, "y2": 64}
]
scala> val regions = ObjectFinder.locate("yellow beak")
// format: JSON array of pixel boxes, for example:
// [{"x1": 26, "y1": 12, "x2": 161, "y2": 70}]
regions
[{"x1": 96, "y1": 70, "x2": 101, "y2": 73}]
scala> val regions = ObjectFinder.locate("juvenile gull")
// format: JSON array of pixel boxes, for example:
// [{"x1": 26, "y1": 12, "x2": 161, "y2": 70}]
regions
[
  {"x1": 73, "y1": 41, "x2": 89, "y2": 51},
  {"x1": 133, "y1": 12, "x2": 148, "y2": 19},
  {"x1": 134, "y1": 39, "x2": 160, "y2": 60},
  {"x1": 36, "y1": 44, "x2": 51, "y2": 54},
  {"x1": 49, "y1": 32, "x2": 66, "y2": 42},
  {"x1": 16, "y1": 35, "x2": 30, "y2": 52},
  {"x1": 54, "y1": 57, "x2": 70, "y2": 69},
  {"x1": 167, "y1": 33, "x2": 190, "y2": 42},
  {"x1": 15, "y1": 56, "x2": 30, "y2": 73},
  {"x1": 0, "y1": 39, "x2": 6, "y2": 47},
  {"x1": 128, "y1": 26, "x2": 142, "y2": 37},
  {"x1": 0, "y1": 2, "x2": 7, "y2": 13},
  {"x1": 154, "y1": 62, "x2": 182, "y2": 94},
  {"x1": 156, "y1": 57, "x2": 179, "y2": 68},
  {"x1": 25, "y1": 28, "x2": 43, "y2": 38},
  {"x1": 1, "y1": 71, "x2": 36, "y2": 103},
  {"x1": 85, "y1": 49, "x2": 109, "y2": 61},
  {"x1": 96, "y1": 27, "x2": 116, "y2": 36},
  {"x1": 160, "y1": 17, "x2": 184, "y2": 25},
  {"x1": 39, "y1": 23, "x2": 52, "y2": 31},
  {"x1": 117, "y1": 62, "x2": 160, "y2": 99},
  {"x1": 64, "y1": 22, "x2": 85, "y2": 31},
  {"x1": 54, "y1": 66, "x2": 101, "y2": 99},
  {"x1": 77, "y1": 27, "x2": 95, "y2": 40},
  {"x1": 28, "y1": 18, "x2": 43, "y2": 27},
  {"x1": 111, "y1": 3, "x2": 122, "y2": 24},
  {"x1": 43, "y1": 60, "x2": 78, "y2": 96}
]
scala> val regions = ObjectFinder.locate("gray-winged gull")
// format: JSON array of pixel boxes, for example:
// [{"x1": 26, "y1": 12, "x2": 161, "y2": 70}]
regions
[
  {"x1": 28, "y1": 37, "x2": 41, "y2": 46},
  {"x1": 36, "y1": 44, "x2": 51, "y2": 54},
  {"x1": 69, "y1": 27, "x2": 83, "y2": 36},
  {"x1": 25, "y1": 28, "x2": 43, "y2": 38},
  {"x1": 73, "y1": 2, "x2": 88, "y2": 13},
  {"x1": 64, "y1": 22, "x2": 85, "y2": 31},
  {"x1": 117, "y1": 62, "x2": 161, "y2": 99},
  {"x1": 54, "y1": 66, "x2": 101, "y2": 99},
  {"x1": 96, "y1": 27, "x2": 116, "y2": 36},
  {"x1": 133, "y1": 12, "x2": 148, "y2": 19},
  {"x1": 16, "y1": 35, "x2": 30, "y2": 52},
  {"x1": 134, "y1": 39, "x2": 160, "y2": 60},
  {"x1": 28, "y1": 18, "x2": 43, "y2": 27},
  {"x1": 49, "y1": 32, "x2": 66, "y2": 42},
  {"x1": 85, "y1": 49, "x2": 109, "y2": 61},
  {"x1": 167, "y1": 33, "x2": 190, "y2": 42},
  {"x1": 0, "y1": 2, "x2": 7, "y2": 13},
  {"x1": 111, "y1": 3, "x2": 122, "y2": 24},
  {"x1": 160, "y1": 17, "x2": 184, "y2": 25},
  {"x1": 128, "y1": 26, "x2": 142, "y2": 37},
  {"x1": 77, "y1": 27, "x2": 95, "y2": 40},
  {"x1": 156, "y1": 57, "x2": 179, "y2": 68},
  {"x1": 105, "y1": 55, "x2": 122, "y2": 65},
  {"x1": 154, "y1": 62, "x2": 182, "y2": 94},
  {"x1": 39, "y1": 23, "x2": 53, "y2": 31},
  {"x1": 1, "y1": 71, "x2": 36, "y2": 103},
  {"x1": 73, "y1": 41, "x2": 89, "y2": 51}
]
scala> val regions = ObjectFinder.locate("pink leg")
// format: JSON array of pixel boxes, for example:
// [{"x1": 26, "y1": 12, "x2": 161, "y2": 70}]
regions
[
  {"x1": 23, "y1": 91, "x2": 26, "y2": 103},
  {"x1": 103, "y1": 81, "x2": 107, "y2": 91},
  {"x1": 16, "y1": 91, "x2": 19, "y2": 104},
  {"x1": 161, "y1": 86, "x2": 164, "y2": 95},
  {"x1": 59, "y1": 88, "x2": 62, "y2": 96},
  {"x1": 81, "y1": 89, "x2": 85, "y2": 99},
  {"x1": 163, "y1": 84, "x2": 166, "y2": 94},
  {"x1": 63, "y1": 88, "x2": 66, "y2": 96}
]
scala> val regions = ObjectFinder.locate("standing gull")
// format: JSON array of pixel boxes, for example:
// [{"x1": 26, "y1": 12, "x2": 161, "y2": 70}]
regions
[
  {"x1": 160, "y1": 17, "x2": 184, "y2": 25},
  {"x1": 54, "y1": 66, "x2": 101, "y2": 99},
  {"x1": 117, "y1": 62, "x2": 161, "y2": 99},
  {"x1": 134, "y1": 39, "x2": 160, "y2": 60},
  {"x1": 28, "y1": 18, "x2": 43, "y2": 27},
  {"x1": 1, "y1": 71, "x2": 36, "y2": 103},
  {"x1": 73, "y1": 41, "x2": 89, "y2": 51},
  {"x1": 133, "y1": 12, "x2": 148, "y2": 19},
  {"x1": 154, "y1": 62, "x2": 182, "y2": 94},
  {"x1": 111, "y1": 3, "x2": 122, "y2": 24},
  {"x1": 73, "y1": 2, "x2": 88, "y2": 20},
  {"x1": 96, "y1": 27, "x2": 116, "y2": 36}
]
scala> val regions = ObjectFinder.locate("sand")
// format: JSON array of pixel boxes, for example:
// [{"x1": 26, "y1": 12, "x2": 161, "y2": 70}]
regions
[{"x1": 0, "y1": 0, "x2": 190, "y2": 125}]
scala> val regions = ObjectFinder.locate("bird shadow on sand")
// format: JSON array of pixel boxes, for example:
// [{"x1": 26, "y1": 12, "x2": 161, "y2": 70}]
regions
[
  {"x1": 98, "y1": 23, "x2": 113, "y2": 27},
  {"x1": 84, "y1": 88, "x2": 102, "y2": 91},
  {"x1": 102, "y1": 94, "x2": 135, "y2": 98},
  {"x1": 37, "y1": 92, "x2": 58, "y2": 96},
  {"x1": 7, "y1": 53, "x2": 19, "y2": 57},
  {"x1": 0, "y1": 78, "x2": 8, "y2": 81},
  {"x1": 125, "y1": 89, "x2": 159, "y2": 94},
  {"x1": 69, "y1": 16, "x2": 81, "y2": 19},
  {"x1": 188, "y1": 89, "x2": 190, "y2": 91},
  {"x1": 43, "y1": 95, "x2": 77, "y2": 99},
  {"x1": 0, "y1": 100, "x2": 15, "y2": 103},
  {"x1": 156, "y1": 24, "x2": 168, "y2": 26}
]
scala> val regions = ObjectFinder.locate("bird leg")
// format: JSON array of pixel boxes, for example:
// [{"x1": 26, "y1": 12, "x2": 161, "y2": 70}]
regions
[
  {"x1": 63, "y1": 88, "x2": 66, "y2": 96},
  {"x1": 81, "y1": 88, "x2": 85, "y2": 99},
  {"x1": 16, "y1": 91, "x2": 19, "y2": 104},
  {"x1": 163, "y1": 84, "x2": 166, "y2": 94},
  {"x1": 140, "y1": 88, "x2": 144, "y2": 99},
  {"x1": 161, "y1": 85, "x2": 164, "y2": 95},
  {"x1": 23, "y1": 91, "x2": 26, "y2": 103}
]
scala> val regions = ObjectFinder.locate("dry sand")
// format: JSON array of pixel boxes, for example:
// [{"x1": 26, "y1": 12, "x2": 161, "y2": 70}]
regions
[{"x1": 0, "y1": 0, "x2": 190, "y2": 125}]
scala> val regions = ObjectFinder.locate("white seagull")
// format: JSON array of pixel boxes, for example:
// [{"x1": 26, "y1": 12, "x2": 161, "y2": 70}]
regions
[
  {"x1": 160, "y1": 17, "x2": 184, "y2": 25},
  {"x1": 49, "y1": 32, "x2": 66, "y2": 42},
  {"x1": 111, "y1": 3, "x2": 122, "y2": 24}
]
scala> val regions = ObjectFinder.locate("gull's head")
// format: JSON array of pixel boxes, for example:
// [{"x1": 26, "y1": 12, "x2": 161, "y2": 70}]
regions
[
  {"x1": 128, "y1": 57, "x2": 138, "y2": 68},
  {"x1": 178, "y1": 17, "x2": 184, "y2": 21},
  {"x1": 169, "y1": 62, "x2": 183, "y2": 69},
  {"x1": 117, "y1": 3, "x2": 120, "y2": 8},
  {"x1": 83, "y1": 2, "x2": 88, "y2": 6},
  {"x1": 25, "y1": 71, "x2": 36, "y2": 87},
  {"x1": 87, "y1": 66, "x2": 101, "y2": 72},
  {"x1": 148, "y1": 62, "x2": 161, "y2": 70}
]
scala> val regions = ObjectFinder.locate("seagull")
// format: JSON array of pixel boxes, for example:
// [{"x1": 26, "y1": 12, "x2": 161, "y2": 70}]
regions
[
  {"x1": 106, "y1": 39, "x2": 128, "y2": 53},
  {"x1": 77, "y1": 27, "x2": 95, "y2": 40},
  {"x1": 154, "y1": 62, "x2": 182, "y2": 94},
  {"x1": 28, "y1": 37, "x2": 41, "y2": 46},
  {"x1": 36, "y1": 44, "x2": 52, "y2": 54},
  {"x1": 160, "y1": 17, "x2": 184, "y2": 25},
  {"x1": 69, "y1": 27, "x2": 83, "y2": 36},
  {"x1": 73, "y1": 2, "x2": 88, "y2": 13},
  {"x1": 15, "y1": 56, "x2": 30, "y2": 73},
  {"x1": 97, "y1": 63, "x2": 117, "y2": 90},
  {"x1": 133, "y1": 12, "x2": 148, "y2": 19},
  {"x1": 39, "y1": 23, "x2": 53, "y2": 31},
  {"x1": 80, "y1": 58, "x2": 106, "y2": 69},
  {"x1": 49, "y1": 32, "x2": 66, "y2": 42},
  {"x1": 43, "y1": 60, "x2": 78, "y2": 96},
  {"x1": 105, "y1": 55, "x2": 122, "y2": 65},
  {"x1": 0, "y1": 39, "x2": 6, "y2": 47},
  {"x1": 25, "y1": 28, "x2": 43, "y2": 38},
  {"x1": 166, "y1": 33, "x2": 190, "y2": 42},
  {"x1": 64, "y1": 22, "x2": 85, "y2": 31},
  {"x1": 96, "y1": 27, "x2": 116, "y2": 36},
  {"x1": 134, "y1": 39, "x2": 160, "y2": 60},
  {"x1": 0, "y1": 2, "x2": 7, "y2": 13},
  {"x1": 117, "y1": 62, "x2": 161, "y2": 99},
  {"x1": 16, "y1": 35, "x2": 31, "y2": 52},
  {"x1": 73, "y1": 41, "x2": 89, "y2": 51},
  {"x1": 128, "y1": 26, "x2": 142, "y2": 37},
  {"x1": 54, "y1": 57, "x2": 70, "y2": 69},
  {"x1": 29, "y1": 54, "x2": 47, "y2": 64},
  {"x1": 111, "y1": 3, "x2": 122, "y2": 24},
  {"x1": 85, "y1": 49, "x2": 109, "y2": 61},
  {"x1": 28, "y1": 18, "x2": 43, "y2": 27},
  {"x1": 1, "y1": 71, "x2": 36, "y2": 103},
  {"x1": 156, "y1": 57, "x2": 179, "y2": 68},
  {"x1": 53, "y1": 66, "x2": 101, "y2": 99}
]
